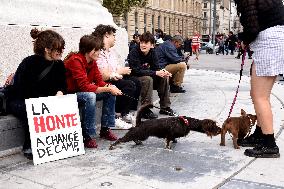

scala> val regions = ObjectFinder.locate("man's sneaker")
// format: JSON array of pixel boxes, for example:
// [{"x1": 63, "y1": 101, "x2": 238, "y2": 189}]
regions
[
  {"x1": 237, "y1": 134, "x2": 264, "y2": 147},
  {"x1": 142, "y1": 108, "x2": 158, "y2": 119},
  {"x1": 170, "y1": 85, "x2": 186, "y2": 93},
  {"x1": 113, "y1": 118, "x2": 133, "y2": 130},
  {"x1": 159, "y1": 107, "x2": 176, "y2": 116},
  {"x1": 244, "y1": 145, "x2": 280, "y2": 158},
  {"x1": 100, "y1": 129, "x2": 117, "y2": 141},
  {"x1": 121, "y1": 113, "x2": 133, "y2": 123},
  {"x1": 84, "y1": 138, "x2": 98, "y2": 148}
]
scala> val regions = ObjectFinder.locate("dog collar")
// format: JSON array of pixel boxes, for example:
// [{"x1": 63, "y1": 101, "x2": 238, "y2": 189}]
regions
[{"x1": 179, "y1": 116, "x2": 189, "y2": 126}]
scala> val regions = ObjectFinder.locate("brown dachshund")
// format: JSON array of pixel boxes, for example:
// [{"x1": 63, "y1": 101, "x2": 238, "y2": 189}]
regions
[{"x1": 220, "y1": 109, "x2": 257, "y2": 149}]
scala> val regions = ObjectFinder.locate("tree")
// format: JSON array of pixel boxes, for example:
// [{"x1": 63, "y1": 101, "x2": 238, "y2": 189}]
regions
[{"x1": 103, "y1": 0, "x2": 148, "y2": 16}]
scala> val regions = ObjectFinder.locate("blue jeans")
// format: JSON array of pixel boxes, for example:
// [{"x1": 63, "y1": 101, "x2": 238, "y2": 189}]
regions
[{"x1": 76, "y1": 92, "x2": 116, "y2": 140}]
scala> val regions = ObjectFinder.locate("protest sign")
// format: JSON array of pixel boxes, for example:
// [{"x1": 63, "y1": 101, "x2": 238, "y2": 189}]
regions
[{"x1": 25, "y1": 94, "x2": 85, "y2": 165}]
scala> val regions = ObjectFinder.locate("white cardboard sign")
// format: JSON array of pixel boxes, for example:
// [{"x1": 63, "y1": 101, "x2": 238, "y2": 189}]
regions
[{"x1": 25, "y1": 94, "x2": 85, "y2": 165}]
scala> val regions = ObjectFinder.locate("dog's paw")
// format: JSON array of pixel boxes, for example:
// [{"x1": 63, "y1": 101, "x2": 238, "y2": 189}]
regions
[
  {"x1": 234, "y1": 145, "x2": 240, "y2": 149},
  {"x1": 109, "y1": 146, "x2": 114, "y2": 150},
  {"x1": 220, "y1": 143, "x2": 225, "y2": 146}
]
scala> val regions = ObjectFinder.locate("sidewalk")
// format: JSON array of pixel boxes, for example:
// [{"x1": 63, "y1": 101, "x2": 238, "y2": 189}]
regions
[{"x1": 0, "y1": 55, "x2": 284, "y2": 189}]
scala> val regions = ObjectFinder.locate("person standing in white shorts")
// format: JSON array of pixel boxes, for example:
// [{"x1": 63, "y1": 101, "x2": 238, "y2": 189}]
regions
[{"x1": 235, "y1": 0, "x2": 284, "y2": 158}]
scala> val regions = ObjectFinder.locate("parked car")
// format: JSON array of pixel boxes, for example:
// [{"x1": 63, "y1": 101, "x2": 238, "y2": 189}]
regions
[{"x1": 200, "y1": 41, "x2": 219, "y2": 54}]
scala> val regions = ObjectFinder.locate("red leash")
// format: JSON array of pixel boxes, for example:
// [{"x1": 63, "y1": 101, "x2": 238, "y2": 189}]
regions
[{"x1": 227, "y1": 50, "x2": 247, "y2": 119}]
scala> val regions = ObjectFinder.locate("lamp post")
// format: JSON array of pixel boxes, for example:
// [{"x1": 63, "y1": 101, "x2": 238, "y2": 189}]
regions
[
  {"x1": 229, "y1": 0, "x2": 231, "y2": 32},
  {"x1": 212, "y1": 0, "x2": 217, "y2": 53}
]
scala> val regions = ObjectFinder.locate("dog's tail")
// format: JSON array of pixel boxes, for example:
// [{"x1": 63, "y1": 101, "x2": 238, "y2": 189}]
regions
[{"x1": 136, "y1": 103, "x2": 154, "y2": 126}]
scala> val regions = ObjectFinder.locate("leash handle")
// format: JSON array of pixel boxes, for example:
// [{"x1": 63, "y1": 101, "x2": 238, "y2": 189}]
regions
[{"x1": 227, "y1": 49, "x2": 247, "y2": 119}]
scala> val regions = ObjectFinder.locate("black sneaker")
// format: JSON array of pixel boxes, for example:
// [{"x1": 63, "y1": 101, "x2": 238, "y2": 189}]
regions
[
  {"x1": 159, "y1": 107, "x2": 176, "y2": 116},
  {"x1": 170, "y1": 85, "x2": 186, "y2": 93},
  {"x1": 142, "y1": 108, "x2": 158, "y2": 119},
  {"x1": 237, "y1": 134, "x2": 264, "y2": 147},
  {"x1": 244, "y1": 145, "x2": 280, "y2": 158}
]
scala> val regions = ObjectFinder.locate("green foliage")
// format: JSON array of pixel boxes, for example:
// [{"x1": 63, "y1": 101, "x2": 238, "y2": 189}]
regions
[{"x1": 103, "y1": 0, "x2": 148, "y2": 16}]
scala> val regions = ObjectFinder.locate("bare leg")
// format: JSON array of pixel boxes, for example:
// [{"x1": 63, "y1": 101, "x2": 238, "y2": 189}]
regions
[{"x1": 250, "y1": 64, "x2": 276, "y2": 134}]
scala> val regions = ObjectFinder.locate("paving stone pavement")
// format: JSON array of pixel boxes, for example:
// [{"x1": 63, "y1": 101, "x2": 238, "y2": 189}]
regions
[{"x1": 0, "y1": 54, "x2": 284, "y2": 189}]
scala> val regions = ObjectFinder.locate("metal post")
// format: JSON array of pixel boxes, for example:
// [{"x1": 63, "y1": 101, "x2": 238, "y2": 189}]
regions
[
  {"x1": 212, "y1": 0, "x2": 217, "y2": 53},
  {"x1": 229, "y1": 0, "x2": 231, "y2": 32}
]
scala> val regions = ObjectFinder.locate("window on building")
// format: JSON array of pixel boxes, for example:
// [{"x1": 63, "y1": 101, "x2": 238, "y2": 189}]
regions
[
  {"x1": 123, "y1": 12, "x2": 128, "y2": 31},
  {"x1": 158, "y1": 16, "x2": 161, "y2": 29},
  {"x1": 204, "y1": 12, "x2": 207, "y2": 18},
  {"x1": 164, "y1": 17, "x2": 167, "y2": 32},
  {"x1": 144, "y1": 13, "x2": 147, "y2": 33},
  {"x1": 135, "y1": 12, "x2": 138, "y2": 33},
  {"x1": 152, "y1": 15, "x2": 155, "y2": 34},
  {"x1": 181, "y1": 20, "x2": 184, "y2": 35},
  {"x1": 169, "y1": 18, "x2": 171, "y2": 35},
  {"x1": 204, "y1": 2, "x2": 207, "y2": 8}
]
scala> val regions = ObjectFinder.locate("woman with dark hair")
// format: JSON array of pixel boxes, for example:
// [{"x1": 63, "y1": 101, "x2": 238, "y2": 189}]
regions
[
  {"x1": 93, "y1": 24, "x2": 141, "y2": 127},
  {"x1": 64, "y1": 35, "x2": 122, "y2": 149},
  {"x1": 235, "y1": 0, "x2": 284, "y2": 158},
  {"x1": 7, "y1": 29, "x2": 67, "y2": 159}
]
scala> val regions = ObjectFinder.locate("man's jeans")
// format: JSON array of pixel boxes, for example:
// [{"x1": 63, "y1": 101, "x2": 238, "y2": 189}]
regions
[{"x1": 76, "y1": 92, "x2": 116, "y2": 140}]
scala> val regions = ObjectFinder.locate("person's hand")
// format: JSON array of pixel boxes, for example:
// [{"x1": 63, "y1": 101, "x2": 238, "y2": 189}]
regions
[
  {"x1": 156, "y1": 69, "x2": 172, "y2": 78},
  {"x1": 110, "y1": 72, "x2": 123, "y2": 80},
  {"x1": 108, "y1": 85, "x2": 122, "y2": 96},
  {"x1": 241, "y1": 41, "x2": 246, "y2": 50},
  {"x1": 117, "y1": 67, "x2": 131, "y2": 75},
  {"x1": 56, "y1": 91, "x2": 64, "y2": 96}
]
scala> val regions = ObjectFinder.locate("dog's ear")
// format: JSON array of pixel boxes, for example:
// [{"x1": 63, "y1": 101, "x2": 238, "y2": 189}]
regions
[{"x1": 241, "y1": 109, "x2": 246, "y2": 116}]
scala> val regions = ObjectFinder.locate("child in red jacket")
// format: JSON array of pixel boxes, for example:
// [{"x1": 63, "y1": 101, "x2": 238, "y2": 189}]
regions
[{"x1": 64, "y1": 35, "x2": 122, "y2": 148}]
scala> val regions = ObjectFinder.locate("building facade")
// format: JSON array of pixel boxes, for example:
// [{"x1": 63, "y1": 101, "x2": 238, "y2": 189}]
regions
[
  {"x1": 114, "y1": 0, "x2": 203, "y2": 40},
  {"x1": 201, "y1": 0, "x2": 241, "y2": 35}
]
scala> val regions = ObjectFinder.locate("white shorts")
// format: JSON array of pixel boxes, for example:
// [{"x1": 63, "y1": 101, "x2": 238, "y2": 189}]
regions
[{"x1": 250, "y1": 25, "x2": 284, "y2": 76}]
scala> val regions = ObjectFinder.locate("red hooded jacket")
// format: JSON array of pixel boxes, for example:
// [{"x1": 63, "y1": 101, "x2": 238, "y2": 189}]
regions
[{"x1": 64, "y1": 53, "x2": 106, "y2": 93}]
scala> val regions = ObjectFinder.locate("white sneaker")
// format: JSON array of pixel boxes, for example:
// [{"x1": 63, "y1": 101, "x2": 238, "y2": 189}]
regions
[
  {"x1": 113, "y1": 118, "x2": 133, "y2": 130},
  {"x1": 121, "y1": 113, "x2": 134, "y2": 123}
]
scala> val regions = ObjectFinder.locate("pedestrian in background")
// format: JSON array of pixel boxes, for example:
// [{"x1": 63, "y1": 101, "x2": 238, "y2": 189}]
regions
[
  {"x1": 129, "y1": 33, "x2": 140, "y2": 52},
  {"x1": 191, "y1": 31, "x2": 201, "y2": 60},
  {"x1": 225, "y1": 31, "x2": 237, "y2": 55},
  {"x1": 184, "y1": 36, "x2": 192, "y2": 56},
  {"x1": 236, "y1": 0, "x2": 284, "y2": 158}
]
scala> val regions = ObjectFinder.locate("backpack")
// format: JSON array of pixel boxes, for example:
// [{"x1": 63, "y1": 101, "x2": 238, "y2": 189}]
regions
[{"x1": 0, "y1": 73, "x2": 14, "y2": 116}]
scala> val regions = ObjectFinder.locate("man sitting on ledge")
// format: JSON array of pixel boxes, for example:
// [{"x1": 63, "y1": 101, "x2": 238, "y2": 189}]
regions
[
  {"x1": 128, "y1": 32, "x2": 176, "y2": 119},
  {"x1": 156, "y1": 35, "x2": 188, "y2": 93}
]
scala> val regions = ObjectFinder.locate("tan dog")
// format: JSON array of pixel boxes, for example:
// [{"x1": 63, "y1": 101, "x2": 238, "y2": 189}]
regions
[{"x1": 220, "y1": 109, "x2": 257, "y2": 149}]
